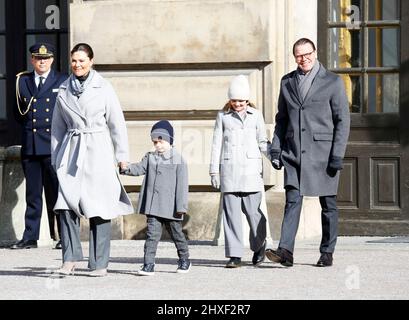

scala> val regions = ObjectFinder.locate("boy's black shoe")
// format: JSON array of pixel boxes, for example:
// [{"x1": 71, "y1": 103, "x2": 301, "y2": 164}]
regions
[
  {"x1": 176, "y1": 259, "x2": 191, "y2": 273},
  {"x1": 252, "y1": 240, "x2": 266, "y2": 266},
  {"x1": 316, "y1": 253, "x2": 333, "y2": 267},
  {"x1": 138, "y1": 263, "x2": 155, "y2": 276},
  {"x1": 265, "y1": 247, "x2": 294, "y2": 267},
  {"x1": 225, "y1": 257, "x2": 242, "y2": 268}
]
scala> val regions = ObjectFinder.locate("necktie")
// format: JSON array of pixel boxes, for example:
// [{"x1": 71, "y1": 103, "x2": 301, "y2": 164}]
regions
[{"x1": 38, "y1": 76, "x2": 44, "y2": 91}]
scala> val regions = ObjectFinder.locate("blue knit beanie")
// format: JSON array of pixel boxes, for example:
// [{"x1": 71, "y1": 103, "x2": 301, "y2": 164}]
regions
[{"x1": 150, "y1": 120, "x2": 174, "y2": 145}]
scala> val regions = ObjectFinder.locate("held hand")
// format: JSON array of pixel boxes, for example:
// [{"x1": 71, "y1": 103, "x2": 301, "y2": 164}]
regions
[
  {"x1": 118, "y1": 162, "x2": 130, "y2": 175},
  {"x1": 270, "y1": 151, "x2": 283, "y2": 170},
  {"x1": 271, "y1": 159, "x2": 282, "y2": 170},
  {"x1": 210, "y1": 175, "x2": 220, "y2": 190}
]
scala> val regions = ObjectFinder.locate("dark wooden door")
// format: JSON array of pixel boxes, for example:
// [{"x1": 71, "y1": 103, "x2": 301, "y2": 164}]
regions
[{"x1": 319, "y1": 0, "x2": 409, "y2": 235}]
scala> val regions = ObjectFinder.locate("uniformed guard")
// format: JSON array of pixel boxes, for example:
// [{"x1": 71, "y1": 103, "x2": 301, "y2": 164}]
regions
[{"x1": 10, "y1": 43, "x2": 68, "y2": 249}]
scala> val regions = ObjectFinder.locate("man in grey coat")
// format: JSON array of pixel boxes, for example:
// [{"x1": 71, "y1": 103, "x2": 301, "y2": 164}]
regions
[{"x1": 266, "y1": 38, "x2": 350, "y2": 267}]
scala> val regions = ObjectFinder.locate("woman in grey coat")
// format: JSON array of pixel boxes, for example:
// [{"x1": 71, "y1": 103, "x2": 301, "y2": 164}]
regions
[
  {"x1": 209, "y1": 75, "x2": 270, "y2": 268},
  {"x1": 51, "y1": 43, "x2": 134, "y2": 276}
]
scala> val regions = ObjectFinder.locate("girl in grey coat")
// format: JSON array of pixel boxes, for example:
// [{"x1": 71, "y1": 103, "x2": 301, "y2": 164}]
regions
[
  {"x1": 210, "y1": 75, "x2": 270, "y2": 268},
  {"x1": 121, "y1": 120, "x2": 190, "y2": 276},
  {"x1": 51, "y1": 43, "x2": 134, "y2": 277}
]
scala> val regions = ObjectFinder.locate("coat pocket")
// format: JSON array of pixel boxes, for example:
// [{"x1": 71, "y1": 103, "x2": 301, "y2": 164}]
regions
[
  {"x1": 313, "y1": 133, "x2": 333, "y2": 141},
  {"x1": 246, "y1": 149, "x2": 262, "y2": 159}
]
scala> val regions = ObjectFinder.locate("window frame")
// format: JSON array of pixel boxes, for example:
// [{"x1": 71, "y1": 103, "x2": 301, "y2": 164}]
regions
[{"x1": 318, "y1": 0, "x2": 405, "y2": 126}]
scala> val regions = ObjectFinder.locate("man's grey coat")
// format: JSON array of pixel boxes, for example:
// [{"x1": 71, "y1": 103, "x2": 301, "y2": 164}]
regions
[
  {"x1": 125, "y1": 147, "x2": 188, "y2": 221},
  {"x1": 271, "y1": 63, "x2": 350, "y2": 196}
]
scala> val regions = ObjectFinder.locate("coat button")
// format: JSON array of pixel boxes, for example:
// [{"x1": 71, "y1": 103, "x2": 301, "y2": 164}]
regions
[
  {"x1": 33, "y1": 119, "x2": 36, "y2": 123},
  {"x1": 33, "y1": 128, "x2": 37, "y2": 132},
  {"x1": 46, "y1": 129, "x2": 50, "y2": 132},
  {"x1": 45, "y1": 108, "x2": 50, "y2": 112},
  {"x1": 33, "y1": 109, "x2": 37, "y2": 112},
  {"x1": 45, "y1": 118, "x2": 49, "y2": 122},
  {"x1": 46, "y1": 98, "x2": 50, "y2": 102},
  {"x1": 302, "y1": 128, "x2": 306, "y2": 132},
  {"x1": 301, "y1": 107, "x2": 305, "y2": 110},
  {"x1": 301, "y1": 150, "x2": 306, "y2": 154},
  {"x1": 24, "y1": 98, "x2": 27, "y2": 102},
  {"x1": 157, "y1": 171, "x2": 161, "y2": 175},
  {"x1": 33, "y1": 99, "x2": 37, "y2": 102}
]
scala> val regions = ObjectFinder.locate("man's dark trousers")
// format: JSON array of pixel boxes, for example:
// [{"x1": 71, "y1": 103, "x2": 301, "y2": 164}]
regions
[{"x1": 278, "y1": 187, "x2": 338, "y2": 254}]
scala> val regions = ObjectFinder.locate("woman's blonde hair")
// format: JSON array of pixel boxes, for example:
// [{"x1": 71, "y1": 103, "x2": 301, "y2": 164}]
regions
[{"x1": 223, "y1": 100, "x2": 256, "y2": 112}]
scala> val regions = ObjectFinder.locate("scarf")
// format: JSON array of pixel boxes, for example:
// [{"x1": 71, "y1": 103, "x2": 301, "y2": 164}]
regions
[
  {"x1": 296, "y1": 60, "x2": 320, "y2": 102},
  {"x1": 69, "y1": 69, "x2": 95, "y2": 98}
]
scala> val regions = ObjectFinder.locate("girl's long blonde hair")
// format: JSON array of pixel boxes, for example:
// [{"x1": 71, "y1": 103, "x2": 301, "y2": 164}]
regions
[{"x1": 222, "y1": 101, "x2": 256, "y2": 113}]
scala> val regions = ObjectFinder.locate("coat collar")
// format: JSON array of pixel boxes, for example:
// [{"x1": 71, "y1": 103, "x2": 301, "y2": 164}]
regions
[
  {"x1": 58, "y1": 71, "x2": 103, "y2": 121},
  {"x1": 287, "y1": 62, "x2": 327, "y2": 106}
]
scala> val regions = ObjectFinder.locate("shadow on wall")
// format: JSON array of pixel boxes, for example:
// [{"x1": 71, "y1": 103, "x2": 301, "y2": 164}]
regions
[{"x1": 0, "y1": 146, "x2": 25, "y2": 246}]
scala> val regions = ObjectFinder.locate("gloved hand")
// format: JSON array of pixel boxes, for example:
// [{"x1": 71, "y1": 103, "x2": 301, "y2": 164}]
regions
[
  {"x1": 210, "y1": 175, "x2": 220, "y2": 189},
  {"x1": 328, "y1": 156, "x2": 343, "y2": 171},
  {"x1": 270, "y1": 151, "x2": 283, "y2": 170}
]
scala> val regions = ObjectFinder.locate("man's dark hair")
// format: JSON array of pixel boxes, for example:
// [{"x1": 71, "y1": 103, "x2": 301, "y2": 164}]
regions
[{"x1": 292, "y1": 38, "x2": 316, "y2": 55}]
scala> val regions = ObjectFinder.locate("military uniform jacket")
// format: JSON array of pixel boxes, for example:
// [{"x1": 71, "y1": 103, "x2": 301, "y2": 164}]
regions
[
  {"x1": 126, "y1": 148, "x2": 189, "y2": 221},
  {"x1": 15, "y1": 69, "x2": 67, "y2": 156},
  {"x1": 271, "y1": 63, "x2": 350, "y2": 196}
]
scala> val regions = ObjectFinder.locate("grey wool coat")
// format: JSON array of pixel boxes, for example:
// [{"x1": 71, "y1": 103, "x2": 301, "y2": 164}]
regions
[
  {"x1": 271, "y1": 63, "x2": 350, "y2": 196},
  {"x1": 51, "y1": 70, "x2": 134, "y2": 219},
  {"x1": 210, "y1": 106, "x2": 270, "y2": 193},
  {"x1": 124, "y1": 147, "x2": 188, "y2": 221}
]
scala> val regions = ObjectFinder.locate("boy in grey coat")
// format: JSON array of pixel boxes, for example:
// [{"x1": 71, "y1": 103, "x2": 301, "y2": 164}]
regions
[{"x1": 120, "y1": 120, "x2": 190, "y2": 276}]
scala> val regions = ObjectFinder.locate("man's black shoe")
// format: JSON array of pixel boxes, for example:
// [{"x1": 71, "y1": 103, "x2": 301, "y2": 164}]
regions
[
  {"x1": 265, "y1": 247, "x2": 293, "y2": 267},
  {"x1": 225, "y1": 257, "x2": 242, "y2": 268},
  {"x1": 10, "y1": 239, "x2": 38, "y2": 249},
  {"x1": 316, "y1": 253, "x2": 333, "y2": 267},
  {"x1": 54, "y1": 240, "x2": 62, "y2": 250},
  {"x1": 252, "y1": 240, "x2": 266, "y2": 266}
]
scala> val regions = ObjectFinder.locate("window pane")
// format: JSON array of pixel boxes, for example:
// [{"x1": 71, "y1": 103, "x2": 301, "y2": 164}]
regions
[
  {"x1": 329, "y1": 28, "x2": 361, "y2": 68},
  {"x1": 368, "y1": 0, "x2": 399, "y2": 20},
  {"x1": 26, "y1": 0, "x2": 67, "y2": 30},
  {"x1": 0, "y1": 79, "x2": 6, "y2": 119},
  {"x1": 368, "y1": 28, "x2": 399, "y2": 67},
  {"x1": 367, "y1": 74, "x2": 399, "y2": 113},
  {"x1": 59, "y1": 33, "x2": 69, "y2": 73},
  {"x1": 0, "y1": 35, "x2": 5, "y2": 76},
  {"x1": 26, "y1": 34, "x2": 57, "y2": 70},
  {"x1": 329, "y1": 0, "x2": 362, "y2": 23},
  {"x1": 0, "y1": 0, "x2": 5, "y2": 31},
  {"x1": 340, "y1": 74, "x2": 361, "y2": 113}
]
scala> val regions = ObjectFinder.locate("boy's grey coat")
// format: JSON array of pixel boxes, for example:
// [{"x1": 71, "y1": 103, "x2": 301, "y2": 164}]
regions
[
  {"x1": 51, "y1": 71, "x2": 134, "y2": 219},
  {"x1": 126, "y1": 148, "x2": 188, "y2": 221},
  {"x1": 210, "y1": 106, "x2": 270, "y2": 193},
  {"x1": 271, "y1": 63, "x2": 350, "y2": 196}
]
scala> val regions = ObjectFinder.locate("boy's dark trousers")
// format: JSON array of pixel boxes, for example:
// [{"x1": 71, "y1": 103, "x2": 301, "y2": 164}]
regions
[{"x1": 144, "y1": 215, "x2": 189, "y2": 264}]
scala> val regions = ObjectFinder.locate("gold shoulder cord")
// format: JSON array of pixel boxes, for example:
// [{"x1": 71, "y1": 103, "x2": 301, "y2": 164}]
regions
[{"x1": 16, "y1": 71, "x2": 34, "y2": 116}]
